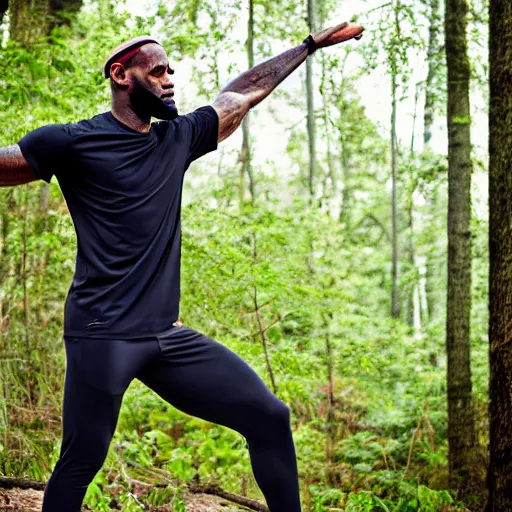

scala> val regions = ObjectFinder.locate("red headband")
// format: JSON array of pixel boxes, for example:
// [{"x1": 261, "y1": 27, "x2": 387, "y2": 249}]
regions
[
  {"x1": 116, "y1": 46, "x2": 142, "y2": 65},
  {"x1": 104, "y1": 36, "x2": 162, "y2": 79}
]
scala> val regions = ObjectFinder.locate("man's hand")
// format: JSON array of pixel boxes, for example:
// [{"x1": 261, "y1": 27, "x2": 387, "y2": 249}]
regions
[
  {"x1": 0, "y1": 145, "x2": 38, "y2": 186},
  {"x1": 312, "y1": 22, "x2": 364, "y2": 51},
  {"x1": 212, "y1": 20, "x2": 364, "y2": 143}
]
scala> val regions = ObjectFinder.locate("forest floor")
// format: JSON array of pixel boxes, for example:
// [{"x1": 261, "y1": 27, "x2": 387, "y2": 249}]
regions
[{"x1": 0, "y1": 488, "x2": 246, "y2": 511}]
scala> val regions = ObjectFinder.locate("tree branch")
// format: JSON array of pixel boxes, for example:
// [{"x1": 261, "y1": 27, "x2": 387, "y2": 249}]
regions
[
  {"x1": 0, "y1": 476, "x2": 46, "y2": 491},
  {"x1": 188, "y1": 482, "x2": 268, "y2": 512}
]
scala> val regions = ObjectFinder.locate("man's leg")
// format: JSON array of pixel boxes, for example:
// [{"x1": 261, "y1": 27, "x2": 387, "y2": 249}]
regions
[
  {"x1": 43, "y1": 337, "x2": 159, "y2": 512},
  {"x1": 137, "y1": 325, "x2": 302, "y2": 512}
]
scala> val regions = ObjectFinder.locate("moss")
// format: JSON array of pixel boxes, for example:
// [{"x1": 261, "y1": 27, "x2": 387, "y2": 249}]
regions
[{"x1": 451, "y1": 116, "x2": 472, "y2": 125}]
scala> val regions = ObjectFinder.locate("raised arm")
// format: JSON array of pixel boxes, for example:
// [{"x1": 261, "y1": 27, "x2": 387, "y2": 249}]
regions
[
  {"x1": 0, "y1": 145, "x2": 38, "y2": 186},
  {"x1": 212, "y1": 21, "x2": 364, "y2": 142}
]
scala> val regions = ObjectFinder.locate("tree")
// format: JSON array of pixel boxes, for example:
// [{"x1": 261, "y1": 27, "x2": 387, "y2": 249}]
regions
[
  {"x1": 240, "y1": 0, "x2": 256, "y2": 205},
  {"x1": 305, "y1": 0, "x2": 316, "y2": 197},
  {"x1": 404, "y1": 0, "x2": 444, "y2": 331},
  {"x1": 7, "y1": 0, "x2": 83, "y2": 214},
  {"x1": 445, "y1": 0, "x2": 482, "y2": 499},
  {"x1": 423, "y1": 0, "x2": 445, "y2": 326},
  {"x1": 487, "y1": 0, "x2": 512, "y2": 509},
  {"x1": 424, "y1": 0, "x2": 441, "y2": 148},
  {"x1": 390, "y1": 2, "x2": 400, "y2": 319},
  {"x1": 8, "y1": 0, "x2": 82, "y2": 46}
]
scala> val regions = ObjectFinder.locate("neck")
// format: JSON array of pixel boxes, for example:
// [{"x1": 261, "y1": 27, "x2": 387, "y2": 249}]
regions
[{"x1": 111, "y1": 96, "x2": 151, "y2": 133}]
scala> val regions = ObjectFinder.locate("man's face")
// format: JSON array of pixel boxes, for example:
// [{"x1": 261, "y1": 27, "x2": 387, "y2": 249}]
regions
[{"x1": 125, "y1": 44, "x2": 178, "y2": 120}]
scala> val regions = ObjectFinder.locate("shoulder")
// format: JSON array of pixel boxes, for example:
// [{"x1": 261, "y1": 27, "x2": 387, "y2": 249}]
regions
[
  {"x1": 179, "y1": 105, "x2": 218, "y2": 125},
  {"x1": 19, "y1": 123, "x2": 73, "y2": 153},
  {"x1": 63, "y1": 112, "x2": 112, "y2": 138}
]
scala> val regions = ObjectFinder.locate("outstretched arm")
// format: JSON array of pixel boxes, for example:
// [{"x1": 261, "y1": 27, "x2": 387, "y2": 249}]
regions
[
  {"x1": 212, "y1": 21, "x2": 364, "y2": 142},
  {"x1": 0, "y1": 145, "x2": 38, "y2": 186}
]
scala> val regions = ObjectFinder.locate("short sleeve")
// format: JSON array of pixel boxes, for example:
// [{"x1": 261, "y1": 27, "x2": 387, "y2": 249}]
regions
[
  {"x1": 18, "y1": 124, "x2": 73, "y2": 183},
  {"x1": 181, "y1": 105, "x2": 219, "y2": 164}
]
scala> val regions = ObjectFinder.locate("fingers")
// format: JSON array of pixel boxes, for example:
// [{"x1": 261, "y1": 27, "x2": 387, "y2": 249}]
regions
[
  {"x1": 331, "y1": 23, "x2": 364, "y2": 43},
  {"x1": 313, "y1": 22, "x2": 365, "y2": 49},
  {"x1": 313, "y1": 22, "x2": 349, "y2": 44}
]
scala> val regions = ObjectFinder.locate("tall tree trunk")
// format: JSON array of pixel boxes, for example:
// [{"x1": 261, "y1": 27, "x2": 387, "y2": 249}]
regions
[
  {"x1": 424, "y1": 0, "x2": 440, "y2": 148},
  {"x1": 306, "y1": 0, "x2": 316, "y2": 198},
  {"x1": 240, "y1": 0, "x2": 255, "y2": 205},
  {"x1": 445, "y1": 0, "x2": 482, "y2": 499},
  {"x1": 390, "y1": 55, "x2": 400, "y2": 319},
  {"x1": 338, "y1": 95, "x2": 351, "y2": 226},
  {"x1": 486, "y1": 0, "x2": 512, "y2": 509},
  {"x1": 424, "y1": 0, "x2": 442, "y2": 326},
  {"x1": 405, "y1": 86, "x2": 420, "y2": 328},
  {"x1": 320, "y1": 54, "x2": 336, "y2": 207}
]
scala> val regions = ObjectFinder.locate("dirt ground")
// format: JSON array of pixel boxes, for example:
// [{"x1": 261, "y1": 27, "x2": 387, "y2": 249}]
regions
[{"x1": 0, "y1": 488, "x2": 246, "y2": 511}]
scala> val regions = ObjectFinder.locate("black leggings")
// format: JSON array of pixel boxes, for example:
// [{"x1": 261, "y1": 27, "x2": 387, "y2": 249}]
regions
[{"x1": 42, "y1": 325, "x2": 302, "y2": 511}]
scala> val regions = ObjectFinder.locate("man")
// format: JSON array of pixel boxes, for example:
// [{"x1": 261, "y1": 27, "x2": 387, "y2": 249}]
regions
[{"x1": 0, "y1": 21, "x2": 363, "y2": 511}]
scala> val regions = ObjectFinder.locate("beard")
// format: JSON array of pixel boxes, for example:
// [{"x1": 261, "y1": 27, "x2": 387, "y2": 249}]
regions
[{"x1": 130, "y1": 78, "x2": 179, "y2": 121}]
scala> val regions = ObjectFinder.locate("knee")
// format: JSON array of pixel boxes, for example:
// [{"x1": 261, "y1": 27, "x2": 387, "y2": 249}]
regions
[
  {"x1": 84, "y1": 448, "x2": 108, "y2": 475},
  {"x1": 263, "y1": 398, "x2": 291, "y2": 427},
  {"x1": 237, "y1": 397, "x2": 292, "y2": 438},
  {"x1": 57, "y1": 435, "x2": 109, "y2": 477}
]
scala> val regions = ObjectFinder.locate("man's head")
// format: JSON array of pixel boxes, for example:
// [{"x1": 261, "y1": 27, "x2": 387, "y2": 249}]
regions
[{"x1": 104, "y1": 36, "x2": 178, "y2": 121}]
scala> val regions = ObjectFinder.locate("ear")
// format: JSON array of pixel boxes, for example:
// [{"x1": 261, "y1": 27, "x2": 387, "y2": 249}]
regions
[{"x1": 110, "y1": 63, "x2": 130, "y2": 89}]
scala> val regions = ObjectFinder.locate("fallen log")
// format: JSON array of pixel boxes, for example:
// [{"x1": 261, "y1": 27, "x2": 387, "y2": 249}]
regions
[
  {"x1": 0, "y1": 476, "x2": 45, "y2": 491},
  {"x1": 188, "y1": 482, "x2": 268, "y2": 512}
]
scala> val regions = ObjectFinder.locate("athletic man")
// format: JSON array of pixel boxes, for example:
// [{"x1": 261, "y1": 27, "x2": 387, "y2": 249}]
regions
[{"x1": 0, "y1": 21, "x2": 363, "y2": 511}]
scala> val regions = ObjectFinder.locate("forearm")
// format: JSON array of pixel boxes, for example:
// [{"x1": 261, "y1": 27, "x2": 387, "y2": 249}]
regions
[
  {"x1": 221, "y1": 42, "x2": 309, "y2": 108},
  {"x1": 212, "y1": 42, "x2": 309, "y2": 141},
  {"x1": 0, "y1": 145, "x2": 38, "y2": 186}
]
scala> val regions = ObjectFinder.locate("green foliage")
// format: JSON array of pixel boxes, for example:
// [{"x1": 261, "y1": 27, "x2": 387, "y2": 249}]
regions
[{"x1": 0, "y1": 0, "x2": 490, "y2": 511}]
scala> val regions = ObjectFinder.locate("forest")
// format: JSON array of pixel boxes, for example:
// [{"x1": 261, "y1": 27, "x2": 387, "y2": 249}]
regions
[{"x1": 0, "y1": 0, "x2": 511, "y2": 510}]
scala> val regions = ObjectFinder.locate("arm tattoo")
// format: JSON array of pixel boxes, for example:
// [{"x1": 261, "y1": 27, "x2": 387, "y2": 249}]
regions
[
  {"x1": 212, "y1": 42, "x2": 309, "y2": 142},
  {"x1": 0, "y1": 145, "x2": 37, "y2": 186},
  {"x1": 222, "y1": 43, "x2": 309, "y2": 107}
]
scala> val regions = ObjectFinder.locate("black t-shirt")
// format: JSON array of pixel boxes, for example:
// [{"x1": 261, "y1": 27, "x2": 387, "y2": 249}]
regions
[{"x1": 18, "y1": 106, "x2": 218, "y2": 338}]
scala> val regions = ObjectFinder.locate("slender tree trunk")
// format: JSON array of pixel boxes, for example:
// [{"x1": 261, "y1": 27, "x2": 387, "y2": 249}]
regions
[
  {"x1": 21, "y1": 190, "x2": 30, "y2": 333},
  {"x1": 424, "y1": 0, "x2": 440, "y2": 148},
  {"x1": 306, "y1": 0, "x2": 316, "y2": 198},
  {"x1": 251, "y1": 235, "x2": 277, "y2": 394},
  {"x1": 486, "y1": 0, "x2": 512, "y2": 509},
  {"x1": 240, "y1": 0, "x2": 255, "y2": 205},
  {"x1": 323, "y1": 312, "x2": 336, "y2": 485},
  {"x1": 390, "y1": 60, "x2": 400, "y2": 319},
  {"x1": 405, "y1": 86, "x2": 420, "y2": 328},
  {"x1": 410, "y1": 85, "x2": 419, "y2": 156},
  {"x1": 405, "y1": 198, "x2": 416, "y2": 327},
  {"x1": 331, "y1": 55, "x2": 351, "y2": 225},
  {"x1": 320, "y1": 54, "x2": 336, "y2": 207},
  {"x1": 445, "y1": 0, "x2": 482, "y2": 499},
  {"x1": 338, "y1": 97, "x2": 351, "y2": 226},
  {"x1": 424, "y1": 0, "x2": 442, "y2": 325},
  {"x1": 0, "y1": 191, "x2": 14, "y2": 330}
]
